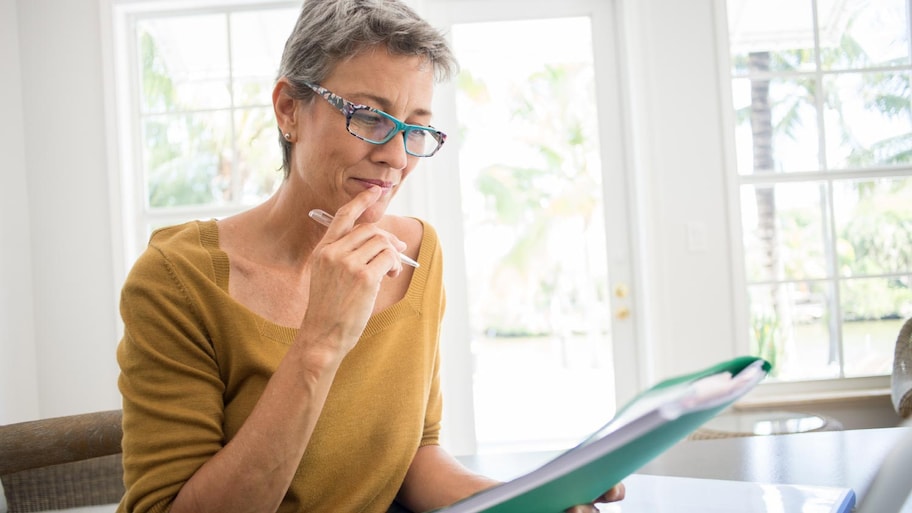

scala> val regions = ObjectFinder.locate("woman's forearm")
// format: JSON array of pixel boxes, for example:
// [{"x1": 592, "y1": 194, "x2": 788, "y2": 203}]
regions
[
  {"x1": 169, "y1": 341, "x2": 344, "y2": 513},
  {"x1": 397, "y1": 445, "x2": 500, "y2": 513}
]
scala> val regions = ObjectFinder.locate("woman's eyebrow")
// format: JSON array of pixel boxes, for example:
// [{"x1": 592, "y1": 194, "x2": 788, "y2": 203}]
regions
[{"x1": 352, "y1": 91, "x2": 433, "y2": 119}]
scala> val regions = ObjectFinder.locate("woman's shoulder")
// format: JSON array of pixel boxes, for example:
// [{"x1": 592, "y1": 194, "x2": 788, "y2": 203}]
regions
[
  {"x1": 129, "y1": 220, "x2": 221, "y2": 279},
  {"x1": 148, "y1": 219, "x2": 217, "y2": 248},
  {"x1": 149, "y1": 219, "x2": 218, "y2": 240}
]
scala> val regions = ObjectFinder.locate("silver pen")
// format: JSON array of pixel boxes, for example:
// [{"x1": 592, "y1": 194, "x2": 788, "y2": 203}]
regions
[{"x1": 307, "y1": 209, "x2": 420, "y2": 268}]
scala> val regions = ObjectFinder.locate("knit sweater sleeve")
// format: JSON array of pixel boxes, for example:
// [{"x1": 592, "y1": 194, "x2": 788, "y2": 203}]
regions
[{"x1": 117, "y1": 223, "x2": 227, "y2": 513}]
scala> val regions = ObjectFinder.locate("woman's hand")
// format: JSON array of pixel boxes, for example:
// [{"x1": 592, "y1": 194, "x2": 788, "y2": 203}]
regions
[
  {"x1": 299, "y1": 186, "x2": 407, "y2": 356},
  {"x1": 565, "y1": 483, "x2": 626, "y2": 512}
]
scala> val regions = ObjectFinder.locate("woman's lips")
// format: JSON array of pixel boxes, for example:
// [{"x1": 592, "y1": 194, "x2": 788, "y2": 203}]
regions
[{"x1": 354, "y1": 178, "x2": 397, "y2": 192}]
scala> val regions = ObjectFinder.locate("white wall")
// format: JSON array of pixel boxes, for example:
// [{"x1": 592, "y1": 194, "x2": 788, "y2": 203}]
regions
[
  {"x1": 0, "y1": 0, "x2": 40, "y2": 423},
  {"x1": 1, "y1": 0, "x2": 121, "y2": 424},
  {"x1": 621, "y1": 0, "x2": 743, "y2": 382}
]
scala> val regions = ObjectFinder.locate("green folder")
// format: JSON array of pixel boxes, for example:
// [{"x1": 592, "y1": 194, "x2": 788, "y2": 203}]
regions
[{"x1": 433, "y1": 356, "x2": 771, "y2": 513}]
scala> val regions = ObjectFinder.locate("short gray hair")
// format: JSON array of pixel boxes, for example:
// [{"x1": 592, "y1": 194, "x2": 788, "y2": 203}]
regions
[{"x1": 276, "y1": 0, "x2": 458, "y2": 177}]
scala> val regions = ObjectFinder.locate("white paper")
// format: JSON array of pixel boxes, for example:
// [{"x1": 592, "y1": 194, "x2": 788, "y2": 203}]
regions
[{"x1": 599, "y1": 474, "x2": 855, "y2": 513}]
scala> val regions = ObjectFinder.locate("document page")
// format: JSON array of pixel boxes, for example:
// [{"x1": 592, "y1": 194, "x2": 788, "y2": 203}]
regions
[{"x1": 600, "y1": 474, "x2": 855, "y2": 513}]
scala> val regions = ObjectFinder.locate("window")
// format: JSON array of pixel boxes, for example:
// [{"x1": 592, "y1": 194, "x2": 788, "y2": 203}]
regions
[
  {"x1": 112, "y1": 1, "x2": 299, "y2": 262},
  {"x1": 725, "y1": 0, "x2": 912, "y2": 381}
]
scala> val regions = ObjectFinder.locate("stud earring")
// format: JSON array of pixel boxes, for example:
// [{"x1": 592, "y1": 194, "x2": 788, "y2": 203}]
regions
[{"x1": 283, "y1": 133, "x2": 292, "y2": 141}]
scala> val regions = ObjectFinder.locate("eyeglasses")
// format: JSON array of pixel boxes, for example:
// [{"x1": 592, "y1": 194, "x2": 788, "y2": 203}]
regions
[{"x1": 304, "y1": 82, "x2": 446, "y2": 158}]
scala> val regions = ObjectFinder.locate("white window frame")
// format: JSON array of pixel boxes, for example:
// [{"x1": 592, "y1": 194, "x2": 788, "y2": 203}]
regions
[
  {"x1": 103, "y1": 0, "x2": 300, "y2": 274},
  {"x1": 602, "y1": 0, "x2": 894, "y2": 408},
  {"x1": 712, "y1": 0, "x2": 897, "y2": 402}
]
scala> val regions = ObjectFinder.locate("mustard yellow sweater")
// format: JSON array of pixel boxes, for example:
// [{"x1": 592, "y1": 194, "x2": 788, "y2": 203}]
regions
[{"x1": 116, "y1": 219, "x2": 444, "y2": 513}]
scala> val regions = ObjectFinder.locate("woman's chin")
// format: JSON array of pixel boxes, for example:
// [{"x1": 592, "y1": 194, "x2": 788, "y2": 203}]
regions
[{"x1": 357, "y1": 205, "x2": 389, "y2": 225}]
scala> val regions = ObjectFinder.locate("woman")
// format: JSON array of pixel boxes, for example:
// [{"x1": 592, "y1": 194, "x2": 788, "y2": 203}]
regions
[{"x1": 116, "y1": 1, "x2": 624, "y2": 512}]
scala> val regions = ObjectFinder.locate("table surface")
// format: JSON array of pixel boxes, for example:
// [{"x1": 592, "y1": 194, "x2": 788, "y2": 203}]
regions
[
  {"x1": 459, "y1": 426, "x2": 912, "y2": 505},
  {"x1": 638, "y1": 426, "x2": 907, "y2": 496}
]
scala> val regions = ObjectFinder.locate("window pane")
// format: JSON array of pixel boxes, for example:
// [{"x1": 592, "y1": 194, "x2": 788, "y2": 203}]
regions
[
  {"x1": 824, "y1": 72, "x2": 912, "y2": 169},
  {"x1": 841, "y1": 280, "x2": 907, "y2": 377},
  {"x1": 834, "y1": 177, "x2": 912, "y2": 275},
  {"x1": 732, "y1": 76, "x2": 821, "y2": 174},
  {"x1": 841, "y1": 276, "x2": 912, "y2": 324},
  {"x1": 748, "y1": 281, "x2": 838, "y2": 380},
  {"x1": 143, "y1": 112, "x2": 232, "y2": 208},
  {"x1": 137, "y1": 15, "x2": 231, "y2": 113},
  {"x1": 230, "y1": 9, "x2": 298, "y2": 106},
  {"x1": 741, "y1": 182, "x2": 828, "y2": 283},
  {"x1": 452, "y1": 17, "x2": 614, "y2": 452},
  {"x1": 728, "y1": 0, "x2": 816, "y2": 74},
  {"x1": 818, "y1": 0, "x2": 911, "y2": 70}
]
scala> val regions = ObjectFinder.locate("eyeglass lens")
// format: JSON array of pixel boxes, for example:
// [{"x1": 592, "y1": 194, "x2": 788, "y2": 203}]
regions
[{"x1": 348, "y1": 108, "x2": 441, "y2": 157}]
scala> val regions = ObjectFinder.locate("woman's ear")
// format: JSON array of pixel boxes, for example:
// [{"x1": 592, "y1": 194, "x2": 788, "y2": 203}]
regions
[{"x1": 273, "y1": 77, "x2": 298, "y2": 136}]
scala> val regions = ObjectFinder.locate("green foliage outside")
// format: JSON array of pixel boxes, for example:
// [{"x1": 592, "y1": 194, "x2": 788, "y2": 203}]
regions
[
  {"x1": 139, "y1": 26, "x2": 280, "y2": 209},
  {"x1": 460, "y1": 64, "x2": 607, "y2": 336}
]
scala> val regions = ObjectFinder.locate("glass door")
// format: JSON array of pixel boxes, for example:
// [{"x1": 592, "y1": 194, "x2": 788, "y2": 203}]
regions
[{"x1": 426, "y1": 0, "x2": 637, "y2": 454}]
